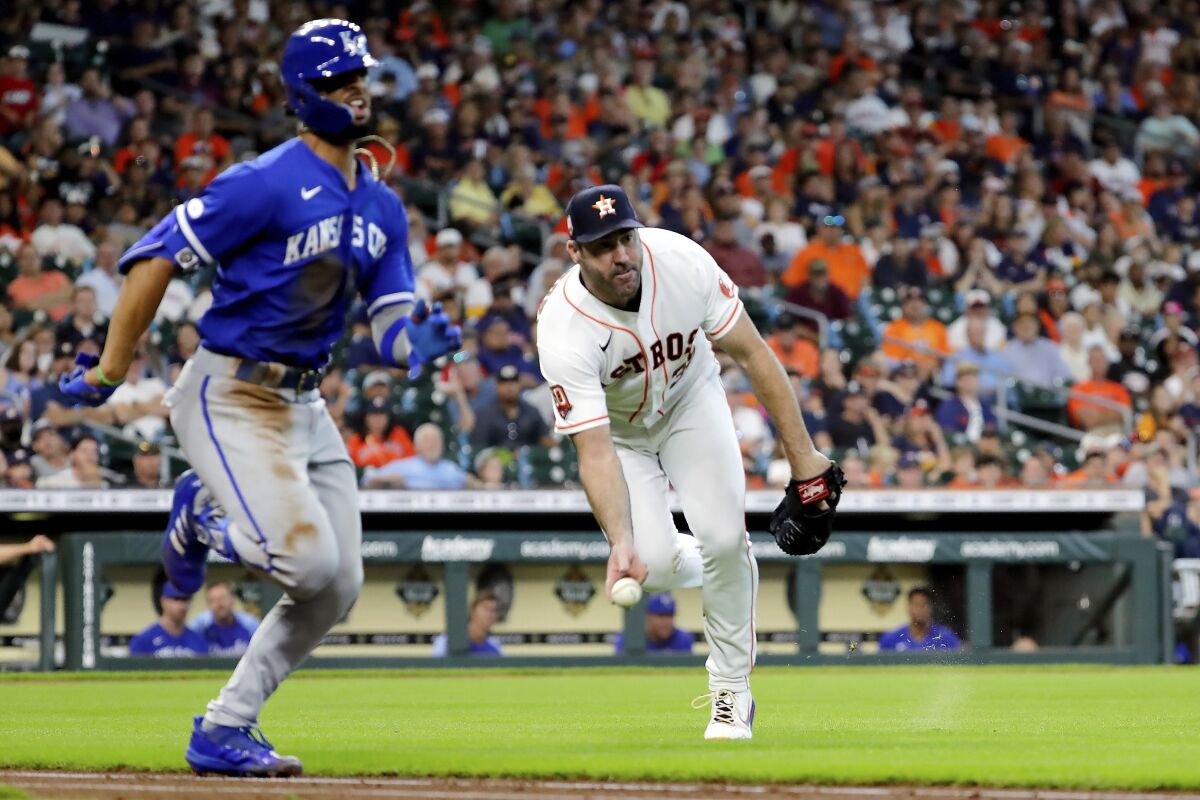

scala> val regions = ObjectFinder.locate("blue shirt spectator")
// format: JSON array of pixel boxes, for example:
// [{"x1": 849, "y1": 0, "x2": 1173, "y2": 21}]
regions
[
  {"x1": 878, "y1": 586, "x2": 962, "y2": 652},
  {"x1": 1001, "y1": 313, "x2": 1073, "y2": 387},
  {"x1": 935, "y1": 362, "x2": 998, "y2": 442}
]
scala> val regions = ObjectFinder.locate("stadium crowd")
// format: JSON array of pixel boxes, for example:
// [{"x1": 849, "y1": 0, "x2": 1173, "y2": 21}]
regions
[{"x1": 0, "y1": 0, "x2": 1197, "y2": 554}]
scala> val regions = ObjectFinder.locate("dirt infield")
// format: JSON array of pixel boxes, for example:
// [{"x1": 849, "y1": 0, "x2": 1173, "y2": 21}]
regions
[{"x1": 3, "y1": 772, "x2": 1199, "y2": 800}]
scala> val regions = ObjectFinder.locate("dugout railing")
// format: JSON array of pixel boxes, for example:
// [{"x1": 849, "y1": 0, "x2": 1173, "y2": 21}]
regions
[{"x1": 28, "y1": 487, "x2": 1170, "y2": 671}]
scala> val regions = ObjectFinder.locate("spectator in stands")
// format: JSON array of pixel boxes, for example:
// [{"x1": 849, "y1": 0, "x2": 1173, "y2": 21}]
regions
[
  {"x1": 478, "y1": 279, "x2": 532, "y2": 346},
  {"x1": 0, "y1": 534, "x2": 53, "y2": 566},
  {"x1": 829, "y1": 380, "x2": 888, "y2": 451},
  {"x1": 361, "y1": 423, "x2": 473, "y2": 490},
  {"x1": 36, "y1": 433, "x2": 106, "y2": 489},
  {"x1": 105, "y1": 350, "x2": 168, "y2": 443},
  {"x1": 28, "y1": 422, "x2": 69, "y2": 481},
  {"x1": 188, "y1": 581, "x2": 259, "y2": 657},
  {"x1": 878, "y1": 586, "x2": 961, "y2": 652},
  {"x1": 895, "y1": 451, "x2": 926, "y2": 489},
  {"x1": 449, "y1": 158, "x2": 500, "y2": 232},
  {"x1": 872, "y1": 237, "x2": 926, "y2": 290},
  {"x1": 1057, "y1": 313, "x2": 1091, "y2": 382},
  {"x1": 1002, "y1": 312, "x2": 1073, "y2": 388},
  {"x1": 947, "y1": 290, "x2": 1006, "y2": 353},
  {"x1": 63, "y1": 68, "x2": 132, "y2": 148},
  {"x1": 1143, "y1": 453, "x2": 1200, "y2": 557},
  {"x1": 174, "y1": 107, "x2": 230, "y2": 187},
  {"x1": 55, "y1": 286, "x2": 106, "y2": 351},
  {"x1": 1089, "y1": 139, "x2": 1140, "y2": 196},
  {"x1": 783, "y1": 260, "x2": 853, "y2": 334},
  {"x1": 765, "y1": 315, "x2": 819, "y2": 379},
  {"x1": 1019, "y1": 455, "x2": 1052, "y2": 487},
  {"x1": 416, "y1": 228, "x2": 478, "y2": 302},
  {"x1": 782, "y1": 214, "x2": 871, "y2": 301},
  {"x1": 703, "y1": 217, "x2": 768, "y2": 289},
  {"x1": 976, "y1": 454, "x2": 1018, "y2": 488},
  {"x1": 0, "y1": 46, "x2": 37, "y2": 139},
  {"x1": 625, "y1": 58, "x2": 670, "y2": 129},
  {"x1": 477, "y1": 316, "x2": 530, "y2": 378},
  {"x1": 129, "y1": 440, "x2": 166, "y2": 489},
  {"x1": 881, "y1": 286, "x2": 947, "y2": 375},
  {"x1": 614, "y1": 592, "x2": 693, "y2": 655},
  {"x1": 31, "y1": 198, "x2": 95, "y2": 267},
  {"x1": 938, "y1": 317, "x2": 1006, "y2": 400},
  {"x1": 936, "y1": 362, "x2": 997, "y2": 444},
  {"x1": 874, "y1": 360, "x2": 925, "y2": 420},
  {"x1": 469, "y1": 364, "x2": 550, "y2": 451},
  {"x1": 1062, "y1": 448, "x2": 1116, "y2": 486},
  {"x1": 1068, "y1": 345, "x2": 1133, "y2": 433},
  {"x1": 432, "y1": 591, "x2": 503, "y2": 657},
  {"x1": 7, "y1": 244, "x2": 72, "y2": 322},
  {"x1": 128, "y1": 580, "x2": 208, "y2": 658},
  {"x1": 347, "y1": 396, "x2": 414, "y2": 470}
]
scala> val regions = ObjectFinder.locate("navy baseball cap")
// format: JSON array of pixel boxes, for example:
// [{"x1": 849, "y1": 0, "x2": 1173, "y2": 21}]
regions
[
  {"x1": 646, "y1": 592, "x2": 676, "y2": 615},
  {"x1": 565, "y1": 184, "x2": 644, "y2": 244},
  {"x1": 162, "y1": 581, "x2": 191, "y2": 601}
]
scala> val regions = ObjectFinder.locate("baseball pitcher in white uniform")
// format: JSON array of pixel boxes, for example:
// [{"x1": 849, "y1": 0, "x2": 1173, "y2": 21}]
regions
[{"x1": 536, "y1": 185, "x2": 846, "y2": 740}]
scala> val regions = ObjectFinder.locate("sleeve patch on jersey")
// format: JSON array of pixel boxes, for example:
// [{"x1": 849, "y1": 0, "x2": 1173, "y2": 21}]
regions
[
  {"x1": 174, "y1": 247, "x2": 200, "y2": 270},
  {"x1": 719, "y1": 278, "x2": 735, "y2": 299},
  {"x1": 550, "y1": 385, "x2": 572, "y2": 419}
]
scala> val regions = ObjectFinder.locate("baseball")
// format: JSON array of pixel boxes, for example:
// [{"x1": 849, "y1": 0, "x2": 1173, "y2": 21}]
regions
[{"x1": 610, "y1": 577, "x2": 644, "y2": 608}]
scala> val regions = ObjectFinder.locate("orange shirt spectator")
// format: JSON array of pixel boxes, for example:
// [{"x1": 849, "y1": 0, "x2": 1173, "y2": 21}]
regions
[
  {"x1": 881, "y1": 287, "x2": 948, "y2": 370},
  {"x1": 985, "y1": 131, "x2": 1027, "y2": 165},
  {"x1": 767, "y1": 330, "x2": 819, "y2": 379},
  {"x1": 781, "y1": 221, "x2": 871, "y2": 300},
  {"x1": 7, "y1": 245, "x2": 71, "y2": 321},
  {"x1": 1068, "y1": 346, "x2": 1133, "y2": 430},
  {"x1": 8, "y1": 269, "x2": 71, "y2": 321},
  {"x1": 347, "y1": 426, "x2": 415, "y2": 470},
  {"x1": 1067, "y1": 380, "x2": 1131, "y2": 429}
]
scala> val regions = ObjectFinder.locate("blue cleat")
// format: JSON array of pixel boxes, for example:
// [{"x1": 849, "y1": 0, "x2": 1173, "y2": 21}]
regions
[
  {"x1": 185, "y1": 715, "x2": 303, "y2": 777},
  {"x1": 162, "y1": 470, "x2": 238, "y2": 596}
]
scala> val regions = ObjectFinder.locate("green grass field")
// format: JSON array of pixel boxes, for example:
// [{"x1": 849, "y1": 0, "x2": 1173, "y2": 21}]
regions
[{"x1": 0, "y1": 666, "x2": 1197, "y2": 789}]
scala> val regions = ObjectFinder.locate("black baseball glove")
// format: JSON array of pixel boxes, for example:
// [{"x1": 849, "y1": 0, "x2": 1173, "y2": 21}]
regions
[{"x1": 769, "y1": 462, "x2": 847, "y2": 556}]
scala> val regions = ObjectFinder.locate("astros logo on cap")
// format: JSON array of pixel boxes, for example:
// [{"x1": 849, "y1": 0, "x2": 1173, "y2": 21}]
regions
[{"x1": 592, "y1": 194, "x2": 616, "y2": 218}]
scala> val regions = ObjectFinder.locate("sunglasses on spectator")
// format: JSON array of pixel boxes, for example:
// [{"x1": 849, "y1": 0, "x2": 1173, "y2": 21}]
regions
[{"x1": 822, "y1": 215, "x2": 845, "y2": 227}]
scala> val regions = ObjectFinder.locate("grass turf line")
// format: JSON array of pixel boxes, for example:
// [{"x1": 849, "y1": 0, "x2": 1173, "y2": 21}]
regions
[{"x1": 0, "y1": 666, "x2": 1197, "y2": 789}]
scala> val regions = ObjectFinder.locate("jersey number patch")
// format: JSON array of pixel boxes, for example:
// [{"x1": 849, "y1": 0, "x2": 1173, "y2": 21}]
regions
[{"x1": 550, "y1": 385, "x2": 572, "y2": 419}]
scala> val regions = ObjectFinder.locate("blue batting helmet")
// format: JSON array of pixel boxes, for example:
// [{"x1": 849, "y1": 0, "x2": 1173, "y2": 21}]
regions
[{"x1": 281, "y1": 18, "x2": 376, "y2": 138}]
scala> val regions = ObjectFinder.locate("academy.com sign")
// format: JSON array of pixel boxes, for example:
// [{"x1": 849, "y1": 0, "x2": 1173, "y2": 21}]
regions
[
  {"x1": 520, "y1": 539, "x2": 611, "y2": 560},
  {"x1": 959, "y1": 540, "x2": 1061, "y2": 559}
]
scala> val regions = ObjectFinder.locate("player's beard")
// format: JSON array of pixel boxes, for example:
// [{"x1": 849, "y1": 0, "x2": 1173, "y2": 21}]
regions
[{"x1": 322, "y1": 114, "x2": 374, "y2": 146}]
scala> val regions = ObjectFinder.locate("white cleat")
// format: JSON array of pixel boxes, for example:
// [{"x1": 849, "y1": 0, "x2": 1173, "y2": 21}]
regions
[{"x1": 693, "y1": 689, "x2": 755, "y2": 740}]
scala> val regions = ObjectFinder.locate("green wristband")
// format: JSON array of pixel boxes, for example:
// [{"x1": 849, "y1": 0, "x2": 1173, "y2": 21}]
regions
[{"x1": 94, "y1": 364, "x2": 124, "y2": 387}]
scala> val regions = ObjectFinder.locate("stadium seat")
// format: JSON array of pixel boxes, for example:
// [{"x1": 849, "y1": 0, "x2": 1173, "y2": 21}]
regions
[{"x1": 519, "y1": 444, "x2": 581, "y2": 488}]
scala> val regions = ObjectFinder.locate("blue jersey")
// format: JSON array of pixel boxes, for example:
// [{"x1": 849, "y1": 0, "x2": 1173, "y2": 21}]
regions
[
  {"x1": 877, "y1": 623, "x2": 961, "y2": 652},
  {"x1": 188, "y1": 610, "x2": 259, "y2": 656},
  {"x1": 118, "y1": 139, "x2": 415, "y2": 369},
  {"x1": 431, "y1": 633, "x2": 503, "y2": 657},
  {"x1": 614, "y1": 628, "x2": 694, "y2": 654},
  {"x1": 128, "y1": 622, "x2": 209, "y2": 658}
]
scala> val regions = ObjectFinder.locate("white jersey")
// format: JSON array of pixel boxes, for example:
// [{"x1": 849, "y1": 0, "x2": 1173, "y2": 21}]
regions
[{"x1": 536, "y1": 227, "x2": 744, "y2": 436}]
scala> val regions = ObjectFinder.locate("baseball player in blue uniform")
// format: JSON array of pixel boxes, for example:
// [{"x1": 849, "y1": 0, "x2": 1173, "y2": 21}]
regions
[{"x1": 59, "y1": 19, "x2": 461, "y2": 777}]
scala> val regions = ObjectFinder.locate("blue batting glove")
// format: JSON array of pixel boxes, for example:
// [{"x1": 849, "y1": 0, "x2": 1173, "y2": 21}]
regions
[
  {"x1": 58, "y1": 353, "x2": 119, "y2": 407},
  {"x1": 406, "y1": 300, "x2": 463, "y2": 378}
]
